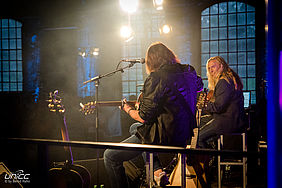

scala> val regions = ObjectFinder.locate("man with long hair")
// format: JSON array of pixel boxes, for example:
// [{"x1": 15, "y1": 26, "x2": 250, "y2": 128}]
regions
[
  {"x1": 198, "y1": 56, "x2": 247, "y2": 148},
  {"x1": 103, "y1": 42, "x2": 203, "y2": 188}
]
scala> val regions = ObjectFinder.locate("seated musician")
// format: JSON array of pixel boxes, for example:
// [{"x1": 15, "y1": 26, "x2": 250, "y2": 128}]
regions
[
  {"x1": 198, "y1": 56, "x2": 247, "y2": 149},
  {"x1": 103, "y1": 42, "x2": 203, "y2": 188}
]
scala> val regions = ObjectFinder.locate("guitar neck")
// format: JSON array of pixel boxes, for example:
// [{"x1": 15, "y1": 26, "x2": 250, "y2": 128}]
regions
[
  {"x1": 61, "y1": 116, "x2": 74, "y2": 163},
  {"x1": 96, "y1": 100, "x2": 136, "y2": 106},
  {"x1": 80, "y1": 100, "x2": 138, "y2": 116},
  {"x1": 48, "y1": 90, "x2": 74, "y2": 164}
]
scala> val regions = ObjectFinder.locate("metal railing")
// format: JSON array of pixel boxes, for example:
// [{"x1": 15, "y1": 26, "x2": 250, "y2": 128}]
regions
[{"x1": 2, "y1": 137, "x2": 250, "y2": 188}]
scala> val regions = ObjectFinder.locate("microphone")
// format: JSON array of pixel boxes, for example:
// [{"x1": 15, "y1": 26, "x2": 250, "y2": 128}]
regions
[{"x1": 121, "y1": 58, "x2": 145, "y2": 64}]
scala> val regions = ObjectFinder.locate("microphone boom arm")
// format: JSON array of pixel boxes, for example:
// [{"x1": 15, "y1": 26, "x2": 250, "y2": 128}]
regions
[{"x1": 82, "y1": 61, "x2": 137, "y2": 85}]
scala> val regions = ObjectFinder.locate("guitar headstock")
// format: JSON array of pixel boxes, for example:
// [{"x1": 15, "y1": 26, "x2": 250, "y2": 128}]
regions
[
  {"x1": 47, "y1": 90, "x2": 65, "y2": 114},
  {"x1": 80, "y1": 102, "x2": 95, "y2": 115},
  {"x1": 197, "y1": 89, "x2": 208, "y2": 110}
]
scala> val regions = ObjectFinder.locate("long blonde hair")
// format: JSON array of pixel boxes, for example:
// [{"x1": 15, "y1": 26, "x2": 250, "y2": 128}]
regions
[
  {"x1": 206, "y1": 56, "x2": 243, "y2": 91},
  {"x1": 145, "y1": 42, "x2": 180, "y2": 74}
]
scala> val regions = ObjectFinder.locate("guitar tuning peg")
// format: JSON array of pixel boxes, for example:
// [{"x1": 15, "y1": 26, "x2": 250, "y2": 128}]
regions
[
  {"x1": 48, "y1": 104, "x2": 54, "y2": 108},
  {"x1": 59, "y1": 109, "x2": 65, "y2": 113}
]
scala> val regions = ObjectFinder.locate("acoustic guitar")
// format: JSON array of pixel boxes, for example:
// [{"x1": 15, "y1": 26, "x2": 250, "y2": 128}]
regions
[{"x1": 47, "y1": 90, "x2": 91, "y2": 188}]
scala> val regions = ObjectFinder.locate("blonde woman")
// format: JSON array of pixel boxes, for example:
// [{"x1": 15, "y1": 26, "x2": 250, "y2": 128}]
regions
[{"x1": 198, "y1": 56, "x2": 247, "y2": 149}]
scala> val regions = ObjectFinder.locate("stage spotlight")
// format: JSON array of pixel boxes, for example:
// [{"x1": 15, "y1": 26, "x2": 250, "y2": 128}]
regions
[
  {"x1": 159, "y1": 24, "x2": 172, "y2": 35},
  {"x1": 78, "y1": 47, "x2": 99, "y2": 58},
  {"x1": 78, "y1": 48, "x2": 86, "y2": 57},
  {"x1": 81, "y1": 52, "x2": 86, "y2": 57},
  {"x1": 153, "y1": 0, "x2": 163, "y2": 10},
  {"x1": 119, "y1": 0, "x2": 139, "y2": 14},
  {"x1": 120, "y1": 25, "x2": 134, "y2": 42},
  {"x1": 91, "y1": 48, "x2": 100, "y2": 56}
]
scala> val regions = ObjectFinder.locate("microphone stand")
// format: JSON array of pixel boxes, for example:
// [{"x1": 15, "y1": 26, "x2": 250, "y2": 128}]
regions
[
  {"x1": 82, "y1": 61, "x2": 138, "y2": 185},
  {"x1": 83, "y1": 61, "x2": 137, "y2": 85}
]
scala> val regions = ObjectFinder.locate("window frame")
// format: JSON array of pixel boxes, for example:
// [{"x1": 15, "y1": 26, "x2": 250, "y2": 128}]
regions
[
  {"x1": 200, "y1": 2, "x2": 256, "y2": 104},
  {"x1": 0, "y1": 18, "x2": 23, "y2": 92}
]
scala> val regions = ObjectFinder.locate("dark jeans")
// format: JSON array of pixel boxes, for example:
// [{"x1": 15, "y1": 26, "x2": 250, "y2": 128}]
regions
[
  {"x1": 103, "y1": 123, "x2": 162, "y2": 188},
  {"x1": 197, "y1": 115, "x2": 217, "y2": 187},
  {"x1": 198, "y1": 115, "x2": 217, "y2": 148}
]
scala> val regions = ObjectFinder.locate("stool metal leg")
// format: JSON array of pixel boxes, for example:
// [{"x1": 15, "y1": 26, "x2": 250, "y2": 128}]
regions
[
  {"x1": 242, "y1": 133, "x2": 247, "y2": 188},
  {"x1": 180, "y1": 154, "x2": 186, "y2": 188},
  {"x1": 145, "y1": 152, "x2": 154, "y2": 188},
  {"x1": 217, "y1": 135, "x2": 223, "y2": 188}
]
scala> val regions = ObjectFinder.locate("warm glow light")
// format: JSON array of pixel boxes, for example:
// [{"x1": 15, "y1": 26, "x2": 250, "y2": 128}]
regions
[
  {"x1": 265, "y1": 24, "x2": 268, "y2": 32},
  {"x1": 78, "y1": 47, "x2": 99, "y2": 58},
  {"x1": 162, "y1": 25, "x2": 171, "y2": 33},
  {"x1": 120, "y1": 25, "x2": 133, "y2": 38},
  {"x1": 153, "y1": 0, "x2": 163, "y2": 10},
  {"x1": 119, "y1": 0, "x2": 138, "y2": 13},
  {"x1": 92, "y1": 48, "x2": 99, "y2": 56},
  {"x1": 159, "y1": 24, "x2": 172, "y2": 35}
]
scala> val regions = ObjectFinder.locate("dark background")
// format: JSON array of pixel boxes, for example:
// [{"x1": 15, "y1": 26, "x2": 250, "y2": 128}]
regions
[{"x1": 0, "y1": 0, "x2": 281, "y2": 187}]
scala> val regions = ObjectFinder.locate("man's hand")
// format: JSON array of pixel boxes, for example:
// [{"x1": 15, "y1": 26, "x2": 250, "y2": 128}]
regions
[
  {"x1": 119, "y1": 98, "x2": 133, "y2": 113},
  {"x1": 119, "y1": 98, "x2": 145, "y2": 123}
]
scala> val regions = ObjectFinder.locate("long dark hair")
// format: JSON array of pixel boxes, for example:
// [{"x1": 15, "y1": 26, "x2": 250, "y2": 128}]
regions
[{"x1": 145, "y1": 42, "x2": 180, "y2": 73}]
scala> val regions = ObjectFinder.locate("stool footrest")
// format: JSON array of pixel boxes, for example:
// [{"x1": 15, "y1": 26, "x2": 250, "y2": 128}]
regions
[{"x1": 220, "y1": 162, "x2": 244, "y2": 165}]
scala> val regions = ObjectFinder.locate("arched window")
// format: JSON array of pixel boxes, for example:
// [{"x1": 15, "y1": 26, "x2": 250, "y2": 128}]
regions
[
  {"x1": 0, "y1": 19, "x2": 23, "y2": 92},
  {"x1": 201, "y1": 2, "x2": 256, "y2": 104}
]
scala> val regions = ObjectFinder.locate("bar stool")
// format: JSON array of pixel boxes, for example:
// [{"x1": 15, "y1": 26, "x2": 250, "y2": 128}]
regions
[{"x1": 217, "y1": 132, "x2": 247, "y2": 188}]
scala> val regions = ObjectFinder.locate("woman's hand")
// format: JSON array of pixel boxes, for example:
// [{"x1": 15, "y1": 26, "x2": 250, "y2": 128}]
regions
[{"x1": 207, "y1": 90, "x2": 214, "y2": 101}]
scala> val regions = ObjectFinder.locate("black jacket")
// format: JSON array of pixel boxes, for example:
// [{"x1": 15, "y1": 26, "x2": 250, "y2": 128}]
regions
[
  {"x1": 136, "y1": 63, "x2": 203, "y2": 147},
  {"x1": 205, "y1": 79, "x2": 247, "y2": 133}
]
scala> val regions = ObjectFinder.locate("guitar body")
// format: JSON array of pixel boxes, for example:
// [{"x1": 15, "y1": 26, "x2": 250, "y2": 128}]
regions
[
  {"x1": 169, "y1": 158, "x2": 206, "y2": 188},
  {"x1": 47, "y1": 91, "x2": 91, "y2": 188},
  {"x1": 49, "y1": 163, "x2": 91, "y2": 188}
]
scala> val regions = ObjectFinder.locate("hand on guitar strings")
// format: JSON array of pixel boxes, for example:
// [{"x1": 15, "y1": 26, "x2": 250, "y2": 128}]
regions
[
  {"x1": 119, "y1": 98, "x2": 134, "y2": 114},
  {"x1": 119, "y1": 98, "x2": 145, "y2": 123}
]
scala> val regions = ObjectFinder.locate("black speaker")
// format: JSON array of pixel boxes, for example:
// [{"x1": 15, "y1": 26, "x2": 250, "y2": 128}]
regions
[{"x1": 73, "y1": 158, "x2": 109, "y2": 188}]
